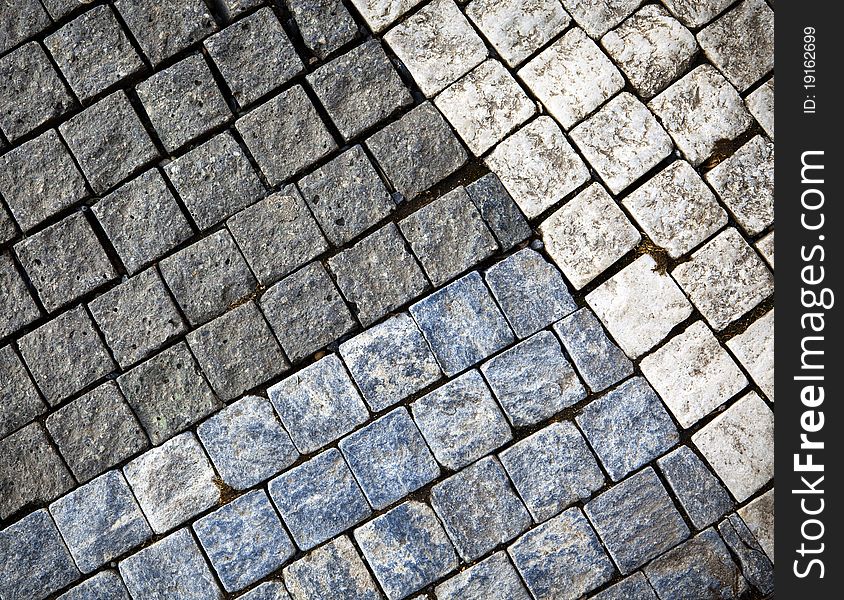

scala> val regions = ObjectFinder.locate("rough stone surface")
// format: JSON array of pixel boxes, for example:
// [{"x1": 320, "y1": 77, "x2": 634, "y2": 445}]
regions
[
  {"x1": 123, "y1": 432, "x2": 220, "y2": 534},
  {"x1": 486, "y1": 116, "x2": 589, "y2": 219},
  {"x1": 435, "y1": 551, "x2": 531, "y2": 600},
  {"x1": 159, "y1": 229, "x2": 258, "y2": 326},
  {"x1": 577, "y1": 377, "x2": 679, "y2": 481},
  {"x1": 205, "y1": 8, "x2": 304, "y2": 108},
  {"x1": 340, "y1": 313, "x2": 442, "y2": 412},
  {"x1": 0, "y1": 0, "x2": 50, "y2": 56},
  {"x1": 18, "y1": 305, "x2": 115, "y2": 405},
  {"x1": 239, "y1": 581, "x2": 292, "y2": 600},
  {"x1": 727, "y1": 309, "x2": 774, "y2": 401},
  {"x1": 400, "y1": 187, "x2": 497, "y2": 286},
  {"x1": 552, "y1": 307, "x2": 633, "y2": 393},
  {"x1": 540, "y1": 183, "x2": 641, "y2": 289},
  {"x1": 0, "y1": 252, "x2": 39, "y2": 340},
  {"x1": 269, "y1": 448, "x2": 371, "y2": 550},
  {"x1": 718, "y1": 513, "x2": 774, "y2": 595},
  {"x1": 283, "y1": 535, "x2": 382, "y2": 600},
  {"x1": 672, "y1": 227, "x2": 773, "y2": 330},
  {"x1": 308, "y1": 39, "x2": 412, "y2": 141},
  {"x1": 756, "y1": 231, "x2": 774, "y2": 269},
  {"x1": 45, "y1": 382, "x2": 148, "y2": 483},
  {"x1": 349, "y1": 0, "x2": 425, "y2": 33},
  {"x1": 622, "y1": 160, "x2": 727, "y2": 258},
  {"x1": 287, "y1": 0, "x2": 358, "y2": 59},
  {"x1": 500, "y1": 421, "x2": 604, "y2": 522},
  {"x1": 509, "y1": 507, "x2": 614, "y2": 600},
  {"x1": 194, "y1": 490, "x2": 294, "y2": 592},
  {"x1": 431, "y1": 456, "x2": 531, "y2": 561},
  {"x1": 660, "y1": 0, "x2": 734, "y2": 28},
  {"x1": 746, "y1": 77, "x2": 774, "y2": 138},
  {"x1": 738, "y1": 489, "x2": 774, "y2": 561},
  {"x1": 93, "y1": 169, "x2": 193, "y2": 275},
  {"x1": 268, "y1": 354, "x2": 369, "y2": 454},
  {"x1": 591, "y1": 572, "x2": 658, "y2": 600},
  {"x1": 197, "y1": 395, "x2": 299, "y2": 491},
  {"x1": 57, "y1": 571, "x2": 131, "y2": 600},
  {"x1": 0, "y1": 345, "x2": 45, "y2": 439},
  {"x1": 465, "y1": 173, "x2": 531, "y2": 250},
  {"x1": 657, "y1": 445, "x2": 734, "y2": 529},
  {"x1": 481, "y1": 332, "x2": 585, "y2": 426},
  {"x1": 355, "y1": 501, "x2": 458, "y2": 600},
  {"x1": 117, "y1": 342, "x2": 220, "y2": 446},
  {"x1": 586, "y1": 467, "x2": 690, "y2": 574},
  {"x1": 410, "y1": 271, "x2": 514, "y2": 376},
  {"x1": 0, "y1": 205, "x2": 16, "y2": 245},
  {"x1": 586, "y1": 254, "x2": 692, "y2": 358},
  {"x1": 236, "y1": 85, "x2": 336, "y2": 186},
  {"x1": 89, "y1": 267, "x2": 187, "y2": 369},
  {"x1": 692, "y1": 392, "x2": 774, "y2": 503},
  {"x1": 299, "y1": 144, "x2": 395, "y2": 246},
  {"x1": 261, "y1": 261, "x2": 355, "y2": 362},
  {"x1": 411, "y1": 370, "x2": 511, "y2": 470},
  {"x1": 50, "y1": 470, "x2": 152, "y2": 573},
  {"x1": 560, "y1": 0, "x2": 642, "y2": 38},
  {"x1": 365, "y1": 102, "x2": 467, "y2": 201},
  {"x1": 329, "y1": 223, "x2": 429, "y2": 326}
]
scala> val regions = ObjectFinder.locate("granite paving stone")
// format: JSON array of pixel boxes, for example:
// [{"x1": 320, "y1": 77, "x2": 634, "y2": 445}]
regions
[
  {"x1": 57, "y1": 571, "x2": 132, "y2": 600},
  {"x1": 0, "y1": 42, "x2": 75, "y2": 141},
  {"x1": 649, "y1": 65, "x2": 753, "y2": 166},
  {"x1": 591, "y1": 572, "x2": 658, "y2": 600},
  {"x1": 499, "y1": 421, "x2": 604, "y2": 522},
  {"x1": 114, "y1": 0, "x2": 218, "y2": 66},
  {"x1": 137, "y1": 54, "x2": 231, "y2": 153},
  {"x1": 410, "y1": 271, "x2": 514, "y2": 376},
  {"x1": 508, "y1": 507, "x2": 615, "y2": 600},
  {"x1": 705, "y1": 135, "x2": 774, "y2": 235},
  {"x1": 746, "y1": 77, "x2": 774, "y2": 138},
  {"x1": 431, "y1": 456, "x2": 531, "y2": 561},
  {"x1": 0, "y1": 129, "x2": 88, "y2": 232},
  {"x1": 45, "y1": 381, "x2": 148, "y2": 483},
  {"x1": 164, "y1": 131, "x2": 266, "y2": 230},
  {"x1": 717, "y1": 514, "x2": 774, "y2": 595},
  {"x1": 117, "y1": 342, "x2": 220, "y2": 445},
  {"x1": 355, "y1": 501, "x2": 458, "y2": 600},
  {"x1": 93, "y1": 169, "x2": 194, "y2": 275},
  {"x1": 340, "y1": 313, "x2": 442, "y2": 412},
  {"x1": 586, "y1": 467, "x2": 690, "y2": 574},
  {"x1": 365, "y1": 102, "x2": 467, "y2": 201},
  {"x1": 187, "y1": 301, "x2": 288, "y2": 401},
  {"x1": 269, "y1": 448, "x2": 372, "y2": 550},
  {"x1": 227, "y1": 186, "x2": 328, "y2": 286},
  {"x1": 308, "y1": 39, "x2": 412, "y2": 141},
  {"x1": 657, "y1": 446, "x2": 734, "y2": 530},
  {"x1": 89, "y1": 267, "x2": 187, "y2": 369},
  {"x1": 236, "y1": 85, "x2": 336, "y2": 186},
  {"x1": 411, "y1": 370, "x2": 511, "y2": 470},
  {"x1": 0, "y1": 509, "x2": 80, "y2": 600},
  {"x1": 239, "y1": 582, "x2": 292, "y2": 600},
  {"x1": 540, "y1": 183, "x2": 641, "y2": 289},
  {"x1": 641, "y1": 320, "x2": 747, "y2": 428},
  {"x1": 560, "y1": 0, "x2": 642, "y2": 38},
  {"x1": 340, "y1": 408, "x2": 440, "y2": 509},
  {"x1": 399, "y1": 187, "x2": 497, "y2": 286},
  {"x1": 600, "y1": 4, "x2": 698, "y2": 99},
  {"x1": 435, "y1": 59, "x2": 536, "y2": 156},
  {"x1": 0, "y1": 344, "x2": 45, "y2": 439},
  {"x1": 205, "y1": 8, "x2": 304, "y2": 108},
  {"x1": 552, "y1": 307, "x2": 633, "y2": 393},
  {"x1": 197, "y1": 395, "x2": 299, "y2": 491},
  {"x1": 692, "y1": 391, "x2": 774, "y2": 502},
  {"x1": 486, "y1": 116, "x2": 589, "y2": 219},
  {"x1": 268, "y1": 354, "x2": 369, "y2": 454},
  {"x1": 622, "y1": 160, "x2": 726, "y2": 258},
  {"x1": 757, "y1": 231, "x2": 775, "y2": 269},
  {"x1": 660, "y1": 0, "x2": 734, "y2": 28},
  {"x1": 644, "y1": 529, "x2": 748, "y2": 599},
  {"x1": 261, "y1": 261, "x2": 355, "y2": 362},
  {"x1": 738, "y1": 489, "x2": 774, "y2": 561},
  {"x1": 0, "y1": 251, "x2": 40, "y2": 339},
  {"x1": 118, "y1": 528, "x2": 223, "y2": 600},
  {"x1": 283, "y1": 535, "x2": 382, "y2": 600},
  {"x1": 45, "y1": 5, "x2": 144, "y2": 102},
  {"x1": 159, "y1": 229, "x2": 258, "y2": 326},
  {"x1": 349, "y1": 0, "x2": 425, "y2": 33},
  {"x1": 298, "y1": 144, "x2": 395, "y2": 246},
  {"x1": 465, "y1": 0, "x2": 571, "y2": 68},
  {"x1": 39, "y1": 0, "x2": 87, "y2": 20},
  {"x1": 481, "y1": 332, "x2": 585, "y2": 427},
  {"x1": 727, "y1": 309, "x2": 774, "y2": 401},
  {"x1": 328, "y1": 223, "x2": 429, "y2": 326},
  {"x1": 287, "y1": 0, "x2": 358, "y2": 59},
  {"x1": 194, "y1": 490, "x2": 294, "y2": 592},
  {"x1": 586, "y1": 254, "x2": 693, "y2": 358},
  {"x1": 465, "y1": 173, "x2": 531, "y2": 250},
  {"x1": 0, "y1": 204, "x2": 16, "y2": 245},
  {"x1": 672, "y1": 227, "x2": 774, "y2": 330},
  {"x1": 0, "y1": 0, "x2": 50, "y2": 55},
  {"x1": 50, "y1": 470, "x2": 153, "y2": 573},
  {"x1": 18, "y1": 305, "x2": 115, "y2": 405},
  {"x1": 434, "y1": 551, "x2": 531, "y2": 600},
  {"x1": 0, "y1": 423, "x2": 74, "y2": 519},
  {"x1": 123, "y1": 432, "x2": 220, "y2": 534},
  {"x1": 576, "y1": 377, "x2": 679, "y2": 481}
]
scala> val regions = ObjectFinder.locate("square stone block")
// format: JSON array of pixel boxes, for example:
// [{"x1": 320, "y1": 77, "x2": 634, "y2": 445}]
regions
[
  {"x1": 657, "y1": 445, "x2": 734, "y2": 529},
  {"x1": 0, "y1": 0, "x2": 50, "y2": 55},
  {"x1": 287, "y1": 0, "x2": 358, "y2": 59},
  {"x1": 0, "y1": 344, "x2": 45, "y2": 439},
  {"x1": 727, "y1": 309, "x2": 774, "y2": 401},
  {"x1": 57, "y1": 571, "x2": 131, "y2": 600},
  {"x1": 238, "y1": 581, "x2": 292, "y2": 600},
  {"x1": 435, "y1": 552, "x2": 531, "y2": 600},
  {"x1": 561, "y1": 0, "x2": 642, "y2": 37},
  {"x1": 349, "y1": 0, "x2": 424, "y2": 33},
  {"x1": 283, "y1": 536, "x2": 381, "y2": 600},
  {"x1": 591, "y1": 572, "x2": 658, "y2": 600},
  {"x1": 660, "y1": 0, "x2": 734, "y2": 28},
  {"x1": 465, "y1": 173, "x2": 531, "y2": 250},
  {"x1": 738, "y1": 489, "x2": 774, "y2": 561},
  {"x1": 0, "y1": 251, "x2": 39, "y2": 339},
  {"x1": 746, "y1": 77, "x2": 774, "y2": 138},
  {"x1": 756, "y1": 231, "x2": 774, "y2": 269}
]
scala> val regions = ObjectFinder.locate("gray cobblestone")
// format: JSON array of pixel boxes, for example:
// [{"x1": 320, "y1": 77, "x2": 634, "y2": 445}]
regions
[
  {"x1": 350, "y1": 0, "x2": 424, "y2": 33},
  {"x1": 591, "y1": 572, "x2": 658, "y2": 600},
  {"x1": 283, "y1": 535, "x2": 382, "y2": 600},
  {"x1": 239, "y1": 581, "x2": 291, "y2": 600},
  {"x1": 657, "y1": 445, "x2": 734, "y2": 529},
  {"x1": 0, "y1": 0, "x2": 50, "y2": 55},
  {"x1": 718, "y1": 514, "x2": 774, "y2": 595},
  {"x1": 435, "y1": 551, "x2": 531, "y2": 600},
  {"x1": 561, "y1": 0, "x2": 641, "y2": 38},
  {"x1": 465, "y1": 173, "x2": 531, "y2": 251},
  {"x1": 287, "y1": 0, "x2": 359, "y2": 60},
  {"x1": 0, "y1": 252, "x2": 39, "y2": 340},
  {"x1": 40, "y1": 0, "x2": 85, "y2": 20},
  {"x1": 57, "y1": 571, "x2": 131, "y2": 600},
  {"x1": 0, "y1": 344, "x2": 45, "y2": 439},
  {"x1": 738, "y1": 489, "x2": 774, "y2": 561},
  {"x1": 727, "y1": 309, "x2": 774, "y2": 401},
  {"x1": 660, "y1": 0, "x2": 734, "y2": 28},
  {"x1": 746, "y1": 77, "x2": 774, "y2": 138}
]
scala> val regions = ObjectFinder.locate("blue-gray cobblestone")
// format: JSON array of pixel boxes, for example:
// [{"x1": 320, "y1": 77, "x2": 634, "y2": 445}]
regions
[
  {"x1": 283, "y1": 535, "x2": 382, "y2": 600},
  {"x1": 590, "y1": 572, "x2": 658, "y2": 600},
  {"x1": 238, "y1": 581, "x2": 292, "y2": 600},
  {"x1": 0, "y1": 344, "x2": 45, "y2": 439},
  {"x1": 717, "y1": 514, "x2": 774, "y2": 595},
  {"x1": 657, "y1": 445, "x2": 734, "y2": 529},
  {"x1": 57, "y1": 570, "x2": 132, "y2": 600},
  {"x1": 465, "y1": 173, "x2": 531, "y2": 251},
  {"x1": 434, "y1": 551, "x2": 531, "y2": 600}
]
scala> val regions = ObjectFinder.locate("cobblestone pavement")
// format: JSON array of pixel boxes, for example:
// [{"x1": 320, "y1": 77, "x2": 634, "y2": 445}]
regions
[{"x1": 0, "y1": 1, "x2": 774, "y2": 599}]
